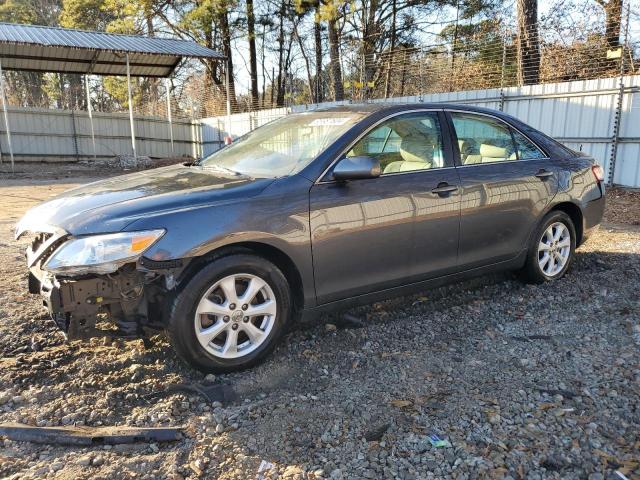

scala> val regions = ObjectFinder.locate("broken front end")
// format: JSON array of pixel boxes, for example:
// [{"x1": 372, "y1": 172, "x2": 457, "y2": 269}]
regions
[{"x1": 18, "y1": 227, "x2": 183, "y2": 340}]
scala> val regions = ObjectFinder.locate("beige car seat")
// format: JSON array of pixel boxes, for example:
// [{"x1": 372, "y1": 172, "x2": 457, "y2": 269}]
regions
[
  {"x1": 459, "y1": 139, "x2": 482, "y2": 164},
  {"x1": 480, "y1": 143, "x2": 507, "y2": 162},
  {"x1": 480, "y1": 143, "x2": 517, "y2": 163},
  {"x1": 383, "y1": 135, "x2": 433, "y2": 173}
]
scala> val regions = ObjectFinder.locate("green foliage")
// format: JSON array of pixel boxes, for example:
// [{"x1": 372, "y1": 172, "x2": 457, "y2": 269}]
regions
[
  {"x1": 0, "y1": 0, "x2": 39, "y2": 23},
  {"x1": 59, "y1": 0, "x2": 107, "y2": 29},
  {"x1": 103, "y1": 76, "x2": 142, "y2": 109},
  {"x1": 102, "y1": 0, "x2": 141, "y2": 33},
  {"x1": 41, "y1": 73, "x2": 62, "y2": 106}
]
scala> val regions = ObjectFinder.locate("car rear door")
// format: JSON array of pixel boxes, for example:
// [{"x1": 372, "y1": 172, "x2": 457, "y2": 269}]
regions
[
  {"x1": 309, "y1": 110, "x2": 461, "y2": 305},
  {"x1": 447, "y1": 110, "x2": 559, "y2": 269}
]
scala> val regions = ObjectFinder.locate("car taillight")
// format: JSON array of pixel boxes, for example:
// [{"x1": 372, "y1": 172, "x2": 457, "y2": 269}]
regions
[{"x1": 592, "y1": 164, "x2": 604, "y2": 183}]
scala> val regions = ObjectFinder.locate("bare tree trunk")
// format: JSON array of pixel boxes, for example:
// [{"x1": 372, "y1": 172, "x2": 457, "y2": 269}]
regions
[
  {"x1": 294, "y1": 24, "x2": 316, "y2": 103},
  {"x1": 219, "y1": 10, "x2": 238, "y2": 112},
  {"x1": 246, "y1": 0, "x2": 259, "y2": 108},
  {"x1": 449, "y1": 0, "x2": 460, "y2": 90},
  {"x1": 595, "y1": 0, "x2": 622, "y2": 49},
  {"x1": 281, "y1": 27, "x2": 295, "y2": 105},
  {"x1": 516, "y1": 0, "x2": 540, "y2": 85},
  {"x1": 384, "y1": 0, "x2": 396, "y2": 98},
  {"x1": 399, "y1": 49, "x2": 408, "y2": 95},
  {"x1": 57, "y1": 73, "x2": 64, "y2": 109},
  {"x1": 27, "y1": 73, "x2": 47, "y2": 107},
  {"x1": 261, "y1": 23, "x2": 266, "y2": 107},
  {"x1": 314, "y1": 5, "x2": 323, "y2": 103},
  {"x1": 271, "y1": 67, "x2": 275, "y2": 106},
  {"x1": 276, "y1": 4, "x2": 285, "y2": 106},
  {"x1": 328, "y1": 16, "x2": 344, "y2": 101},
  {"x1": 144, "y1": 6, "x2": 159, "y2": 112},
  {"x1": 361, "y1": 0, "x2": 378, "y2": 99},
  {"x1": 144, "y1": 3, "x2": 155, "y2": 37}
]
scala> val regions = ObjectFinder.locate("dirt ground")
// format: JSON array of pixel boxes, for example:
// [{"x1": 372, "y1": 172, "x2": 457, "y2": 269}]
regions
[{"x1": 0, "y1": 167, "x2": 638, "y2": 480}]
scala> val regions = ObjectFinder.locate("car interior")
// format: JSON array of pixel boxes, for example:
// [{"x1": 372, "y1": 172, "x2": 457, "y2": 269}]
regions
[
  {"x1": 457, "y1": 138, "x2": 517, "y2": 164},
  {"x1": 347, "y1": 116, "x2": 445, "y2": 173},
  {"x1": 346, "y1": 112, "x2": 525, "y2": 172}
]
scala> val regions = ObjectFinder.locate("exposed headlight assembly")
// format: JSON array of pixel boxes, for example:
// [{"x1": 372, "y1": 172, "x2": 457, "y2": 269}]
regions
[{"x1": 43, "y1": 229, "x2": 165, "y2": 275}]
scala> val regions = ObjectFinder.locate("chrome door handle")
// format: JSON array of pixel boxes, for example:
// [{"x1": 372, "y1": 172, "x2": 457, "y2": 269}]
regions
[
  {"x1": 535, "y1": 169, "x2": 554, "y2": 179},
  {"x1": 431, "y1": 183, "x2": 458, "y2": 195}
]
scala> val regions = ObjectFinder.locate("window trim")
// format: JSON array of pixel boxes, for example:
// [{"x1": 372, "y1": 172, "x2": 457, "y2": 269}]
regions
[
  {"x1": 445, "y1": 109, "x2": 549, "y2": 167},
  {"x1": 315, "y1": 108, "x2": 452, "y2": 184},
  {"x1": 510, "y1": 127, "x2": 547, "y2": 161},
  {"x1": 381, "y1": 127, "x2": 393, "y2": 153}
]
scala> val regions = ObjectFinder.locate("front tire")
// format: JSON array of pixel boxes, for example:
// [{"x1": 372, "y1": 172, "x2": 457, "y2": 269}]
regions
[
  {"x1": 167, "y1": 254, "x2": 292, "y2": 373},
  {"x1": 520, "y1": 210, "x2": 576, "y2": 284}
]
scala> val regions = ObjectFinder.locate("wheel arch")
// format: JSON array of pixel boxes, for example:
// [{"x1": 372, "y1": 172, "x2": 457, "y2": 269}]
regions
[
  {"x1": 177, "y1": 241, "x2": 306, "y2": 315},
  {"x1": 549, "y1": 201, "x2": 584, "y2": 246}
]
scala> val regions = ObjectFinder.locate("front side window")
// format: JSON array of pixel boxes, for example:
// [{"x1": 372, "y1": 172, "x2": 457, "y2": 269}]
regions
[
  {"x1": 199, "y1": 111, "x2": 366, "y2": 178},
  {"x1": 451, "y1": 113, "x2": 516, "y2": 165},
  {"x1": 347, "y1": 111, "x2": 446, "y2": 174}
]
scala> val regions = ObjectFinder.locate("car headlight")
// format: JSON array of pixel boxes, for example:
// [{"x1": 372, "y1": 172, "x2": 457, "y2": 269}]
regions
[{"x1": 43, "y1": 229, "x2": 165, "y2": 275}]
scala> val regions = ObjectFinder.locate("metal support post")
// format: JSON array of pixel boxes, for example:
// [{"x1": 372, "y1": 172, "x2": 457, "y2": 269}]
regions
[
  {"x1": 607, "y1": 3, "x2": 631, "y2": 185},
  {"x1": 0, "y1": 59, "x2": 15, "y2": 171},
  {"x1": 225, "y1": 58, "x2": 232, "y2": 142},
  {"x1": 125, "y1": 53, "x2": 137, "y2": 161},
  {"x1": 85, "y1": 75, "x2": 97, "y2": 160},
  {"x1": 499, "y1": 37, "x2": 508, "y2": 112},
  {"x1": 165, "y1": 77, "x2": 174, "y2": 155}
]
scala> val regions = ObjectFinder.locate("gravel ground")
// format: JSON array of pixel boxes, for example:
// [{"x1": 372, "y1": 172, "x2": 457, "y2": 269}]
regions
[{"x1": 0, "y1": 171, "x2": 638, "y2": 480}]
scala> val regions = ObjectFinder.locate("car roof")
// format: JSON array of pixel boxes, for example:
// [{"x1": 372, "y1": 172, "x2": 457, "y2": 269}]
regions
[{"x1": 314, "y1": 102, "x2": 513, "y2": 120}]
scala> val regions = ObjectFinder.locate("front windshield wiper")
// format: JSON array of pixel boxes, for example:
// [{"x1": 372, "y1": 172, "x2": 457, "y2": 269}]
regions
[{"x1": 198, "y1": 164, "x2": 242, "y2": 176}]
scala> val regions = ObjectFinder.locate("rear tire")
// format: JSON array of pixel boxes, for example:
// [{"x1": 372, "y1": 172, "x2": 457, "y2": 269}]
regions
[
  {"x1": 520, "y1": 210, "x2": 576, "y2": 284},
  {"x1": 167, "y1": 254, "x2": 292, "y2": 373}
]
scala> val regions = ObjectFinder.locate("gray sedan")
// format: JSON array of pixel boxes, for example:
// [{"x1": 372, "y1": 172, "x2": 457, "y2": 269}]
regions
[{"x1": 16, "y1": 103, "x2": 605, "y2": 372}]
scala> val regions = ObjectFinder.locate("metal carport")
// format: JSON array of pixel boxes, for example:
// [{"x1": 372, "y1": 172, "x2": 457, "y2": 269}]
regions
[{"x1": 0, "y1": 22, "x2": 226, "y2": 170}]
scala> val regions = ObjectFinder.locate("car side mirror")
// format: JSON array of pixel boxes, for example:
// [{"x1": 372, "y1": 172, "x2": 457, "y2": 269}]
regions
[{"x1": 332, "y1": 156, "x2": 381, "y2": 181}]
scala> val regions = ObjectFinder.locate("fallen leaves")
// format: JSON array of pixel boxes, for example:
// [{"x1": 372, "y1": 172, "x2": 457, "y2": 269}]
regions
[
  {"x1": 380, "y1": 351, "x2": 411, "y2": 359},
  {"x1": 389, "y1": 399, "x2": 413, "y2": 408}
]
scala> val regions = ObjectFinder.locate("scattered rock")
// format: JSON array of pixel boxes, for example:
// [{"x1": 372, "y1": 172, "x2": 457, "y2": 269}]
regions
[{"x1": 0, "y1": 185, "x2": 638, "y2": 479}]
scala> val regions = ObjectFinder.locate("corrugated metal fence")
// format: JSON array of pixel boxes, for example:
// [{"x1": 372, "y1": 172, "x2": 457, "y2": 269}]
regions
[
  {"x1": 0, "y1": 107, "x2": 198, "y2": 162},
  {"x1": 1, "y1": 75, "x2": 639, "y2": 187},
  {"x1": 199, "y1": 107, "x2": 290, "y2": 155},
  {"x1": 201, "y1": 75, "x2": 640, "y2": 187}
]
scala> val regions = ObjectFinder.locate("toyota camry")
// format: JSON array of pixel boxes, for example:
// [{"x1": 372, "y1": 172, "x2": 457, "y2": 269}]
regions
[{"x1": 16, "y1": 104, "x2": 605, "y2": 372}]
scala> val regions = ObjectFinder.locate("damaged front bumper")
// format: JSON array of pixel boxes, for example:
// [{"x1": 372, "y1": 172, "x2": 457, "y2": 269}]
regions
[
  {"x1": 23, "y1": 230, "x2": 183, "y2": 340},
  {"x1": 29, "y1": 264, "x2": 157, "y2": 339}
]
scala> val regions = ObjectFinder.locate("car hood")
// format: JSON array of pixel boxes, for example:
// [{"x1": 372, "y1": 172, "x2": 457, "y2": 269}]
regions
[{"x1": 16, "y1": 164, "x2": 275, "y2": 237}]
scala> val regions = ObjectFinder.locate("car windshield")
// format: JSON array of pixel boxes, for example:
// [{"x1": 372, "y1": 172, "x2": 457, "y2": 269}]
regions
[{"x1": 198, "y1": 111, "x2": 365, "y2": 177}]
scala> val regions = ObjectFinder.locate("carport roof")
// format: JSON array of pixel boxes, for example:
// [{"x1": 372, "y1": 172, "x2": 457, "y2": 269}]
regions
[{"x1": 0, "y1": 22, "x2": 224, "y2": 77}]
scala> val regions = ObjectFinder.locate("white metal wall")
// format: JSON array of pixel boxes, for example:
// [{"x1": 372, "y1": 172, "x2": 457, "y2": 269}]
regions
[
  {"x1": 199, "y1": 107, "x2": 291, "y2": 156},
  {"x1": 2, "y1": 76, "x2": 638, "y2": 186},
  {"x1": 200, "y1": 75, "x2": 640, "y2": 187},
  {"x1": 0, "y1": 107, "x2": 197, "y2": 162}
]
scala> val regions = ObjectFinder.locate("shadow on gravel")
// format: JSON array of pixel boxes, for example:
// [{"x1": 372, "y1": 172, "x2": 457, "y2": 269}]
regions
[{"x1": 5, "y1": 250, "x2": 638, "y2": 385}]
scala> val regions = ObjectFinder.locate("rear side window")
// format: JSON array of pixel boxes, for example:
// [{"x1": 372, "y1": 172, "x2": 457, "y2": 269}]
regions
[
  {"x1": 512, "y1": 130, "x2": 546, "y2": 159},
  {"x1": 451, "y1": 113, "x2": 516, "y2": 165}
]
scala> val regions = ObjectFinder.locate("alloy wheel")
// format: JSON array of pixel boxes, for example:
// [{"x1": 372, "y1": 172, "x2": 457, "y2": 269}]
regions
[
  {"x1": 537, "y1": 221, "x2": 571, "y2": 277},
  {"x1": 194, "y1": 273, "x2": 276, "y2": 359}
]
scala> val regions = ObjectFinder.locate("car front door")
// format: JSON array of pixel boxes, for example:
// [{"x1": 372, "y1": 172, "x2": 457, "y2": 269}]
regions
[
  {"x1": 448, "y1": 111, "x2": 559, "y2": 269},
  {"x1": 309, "y1": 110, "x2": 461, "y2": 305}
]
